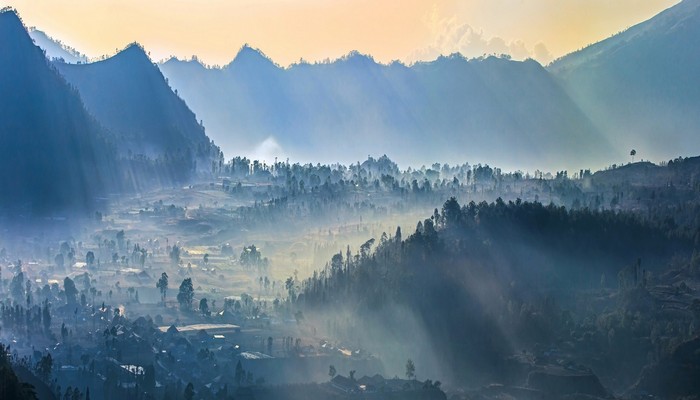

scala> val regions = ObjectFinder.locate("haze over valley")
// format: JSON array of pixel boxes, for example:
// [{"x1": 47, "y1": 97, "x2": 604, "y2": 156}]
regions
[{"x1": 1, "y1": 2, "x2": 700, "y2": 400}]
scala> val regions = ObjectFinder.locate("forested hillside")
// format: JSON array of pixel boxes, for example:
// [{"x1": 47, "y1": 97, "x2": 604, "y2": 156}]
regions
[{"x1": 300, "y1": 199, "x2": 694, "y2": 386}]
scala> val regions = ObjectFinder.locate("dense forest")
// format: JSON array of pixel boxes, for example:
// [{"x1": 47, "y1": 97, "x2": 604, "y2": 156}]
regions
[{"x1": 300, "y1": 198, "x2": 697, "y2": 391}]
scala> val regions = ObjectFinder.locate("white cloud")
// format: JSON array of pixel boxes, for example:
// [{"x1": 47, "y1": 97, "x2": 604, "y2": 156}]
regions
[
  {"x1": 409, "y1": 14, "x2": 552, "y2": 65},
  {"x1": 533, "y1": 42, "x2": 553, "y2": 65}
]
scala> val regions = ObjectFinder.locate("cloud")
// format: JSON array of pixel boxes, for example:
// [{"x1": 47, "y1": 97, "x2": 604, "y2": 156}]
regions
[
  {"x1": 533, "y1": 42, "x2": 553, "y2": 65},
  {"x1": 409, "y1": 14, "x2": 552, "y2": 65}
]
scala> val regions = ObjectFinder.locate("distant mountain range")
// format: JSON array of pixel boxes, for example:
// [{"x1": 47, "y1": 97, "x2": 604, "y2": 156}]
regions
[
  {"x1": 1, "y1": 0, "x2": 697, "y2": 211},
  {"x1": 155, "y1": 0, "x2": 699, "y2": 170},
  {"x1": 159, "y1": 49, "x2": 613, "y2": 171},
  {"x1": 549, "y1": 0, "x2": 700, "y2": 162},
  {"x1": 0, "y1": 9, "x2": 220, "y2": 216}
]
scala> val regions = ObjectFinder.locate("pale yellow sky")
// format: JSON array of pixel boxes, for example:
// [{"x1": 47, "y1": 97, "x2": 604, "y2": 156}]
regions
[{"x1": 2, "y1": 0, "x2": 680, "y2": 65}]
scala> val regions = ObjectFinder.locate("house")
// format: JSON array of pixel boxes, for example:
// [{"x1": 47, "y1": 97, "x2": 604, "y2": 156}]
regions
[{"x1": 357, "y1": 374, "x2": 384, "y2": 392}]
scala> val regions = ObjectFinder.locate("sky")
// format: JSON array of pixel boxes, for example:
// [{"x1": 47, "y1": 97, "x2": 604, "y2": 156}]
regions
[{"x1": 2, "y1": 0, "x2": 680, "y2": 66}]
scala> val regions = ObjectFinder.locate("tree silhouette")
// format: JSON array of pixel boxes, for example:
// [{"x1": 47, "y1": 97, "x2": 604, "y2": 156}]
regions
[
  {"x1": 184, "y1": 382, "x2": 194, "y2": 400},
  {"x1": 177, "y1": 278, "x2": 194, "y2": 310},
  {"x1": 156, "y1": 272, "x2": 168, "y2": 305},
  {"x1": 406, "y1": 359, "x2": 416, "y2": 380},
  {"x1": 234, "y1": 360, "x2": 245, "y2": 386},
  {"x1": 199, "y1": 298, "x2": 209, "y2": 316},
  {"x1": 85, "y1": 251, "x2": 95, "y2": 268},
  {"x1": 64, "y1": 277, "x2": 78, "y2": 305}
]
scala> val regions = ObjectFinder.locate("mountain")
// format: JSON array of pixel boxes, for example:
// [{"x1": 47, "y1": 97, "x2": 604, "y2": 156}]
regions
[
  {"x1": 160, "y1": 49, "x2": 615, "y2": 171},
  {"x1": 28, "y1": 28, "x2": 88, "y2": 63},
  {"x1": 55, "y1": 44, "x2": 220, "y2": 177},
  {"x1": 0, "y1": 9, "x2": 115, "y2": 215},
  {"x1": 549, "y1": 0, "x2": 700, "y2": 162}
]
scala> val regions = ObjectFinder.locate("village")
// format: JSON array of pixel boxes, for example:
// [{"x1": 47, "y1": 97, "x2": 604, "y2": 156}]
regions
[{"x1": 0, "y1": 172, "x2": 454, "y2": 399}]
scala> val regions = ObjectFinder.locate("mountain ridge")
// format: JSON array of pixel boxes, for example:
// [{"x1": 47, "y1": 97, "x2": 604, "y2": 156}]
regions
[
  {"x1": 28, "y1": 27, "x2": 88, "y2": 64},
  {"x1": 548, "y1": 0, "x2": 700, "y2": 161},
  {"x1": 54, "y1": 41, "x2": 221, "y2": 177},
  {"x1": 160, "y1": 51, "x2": 614, "y2": 170},
  {"x1": 0, "y1": 9, "x2": 115, "y2": 215},
  {"x1": 15, "y1": 0, "x2": 700, "y2": 170}
]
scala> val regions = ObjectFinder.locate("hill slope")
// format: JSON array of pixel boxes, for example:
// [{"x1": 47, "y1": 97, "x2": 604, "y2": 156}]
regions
[
  {"x1": 0, "y1": 9, "x2": 115, "y2": 215},
  {"x1": 549, "y1": 0, "x2": 700, "y2": 160},
  {"x1": 300, "y1": 198, "x2": 691, "y2": 386},
  {"x1": 160, "y1": 50, "x2": 615, "y2": 170},
  {"x1": 28, "y1": 28, "x2": 88, "y2": 63},
  {"x1": 55, "y1": 44, "x2": 221, "y2": 178}
]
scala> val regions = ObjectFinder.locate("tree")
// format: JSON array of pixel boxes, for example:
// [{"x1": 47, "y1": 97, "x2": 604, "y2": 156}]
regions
[
  {"x1": 0, "y1": 343, "x2": 38, "y2": 399},
  {"x1": 10, "y1": 271, "x2": 25, "y2": 304},
  {"x1": 184, "y1": 382, "x2": 194, "y2": 400},
  {"x1": 406, "y1": 359, "x2": 415, "y2": 380},
  {"x1": 630, "y1": 149, "x2": 637, "y2": 162},
  {"x1": 156, "y1": 272, "x2": 168, "y2": 305},
  {"x1": 329, "y1": 365, "x2": 336, "y2": 378},
  {"x1": 42, "y1": 301, "x2": 51, "y2": 334},
  {"x1": 234, "y1": 360, "x2": 245, "y2": 386},
  {"x1": 177, "y1": 278, "x2": 194, "y2": 310},
  {"x1": 170, "y1": 244, "x2": 181, "y2": 267},
  {"x1": 85, "y1": 251, "x2": 95, "y2": 268},
  {"x1": 442, "y1": 197, "x2": 461, "y2": 228},
  {"x1": 64, "y1": 277, "x2": 78, "y2": 305},
  {"x1": 240, "y1": 245, "x2": 263, "y2": 268},
  {"x1": 36, "y1": 353, "x2": 52, "y2": 382},
  {"x1": 116, "y1": 230, "x2": 125, "y2": 251},
  {"x1": 199, "y1": 298, "x2": 210, "y2": 316}
]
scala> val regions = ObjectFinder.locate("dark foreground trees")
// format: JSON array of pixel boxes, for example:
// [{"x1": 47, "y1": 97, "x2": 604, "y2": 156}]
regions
[{"x1": 0, "y1": 343, "x2": 37, "y2": 400}]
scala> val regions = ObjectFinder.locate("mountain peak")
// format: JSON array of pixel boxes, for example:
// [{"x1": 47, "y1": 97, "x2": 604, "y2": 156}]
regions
[
  {"x1": 0, "y1": 7, "x2": 29, "y2": 38},
  {"x1": 550, "y1": 0, "x2": 700, "y2": 74},
  {"x1": 0, "y1": 6, "x2": 114, "y2": 214},
  {"x1": 0, "y1": 6, "x2": 21, "y2": 22},
  {"x1": 339, "y1": 50, "x2": 377, "y2": 66},
  {"x1": 0, "y1": 8, "x2": 44, "y2": 58},
  {"x1": 229, "y1": 44, "x2": 277, "y2": 69},
  {"x1": 117, "y1": 42, "x2": 151, "y2": 62}
]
